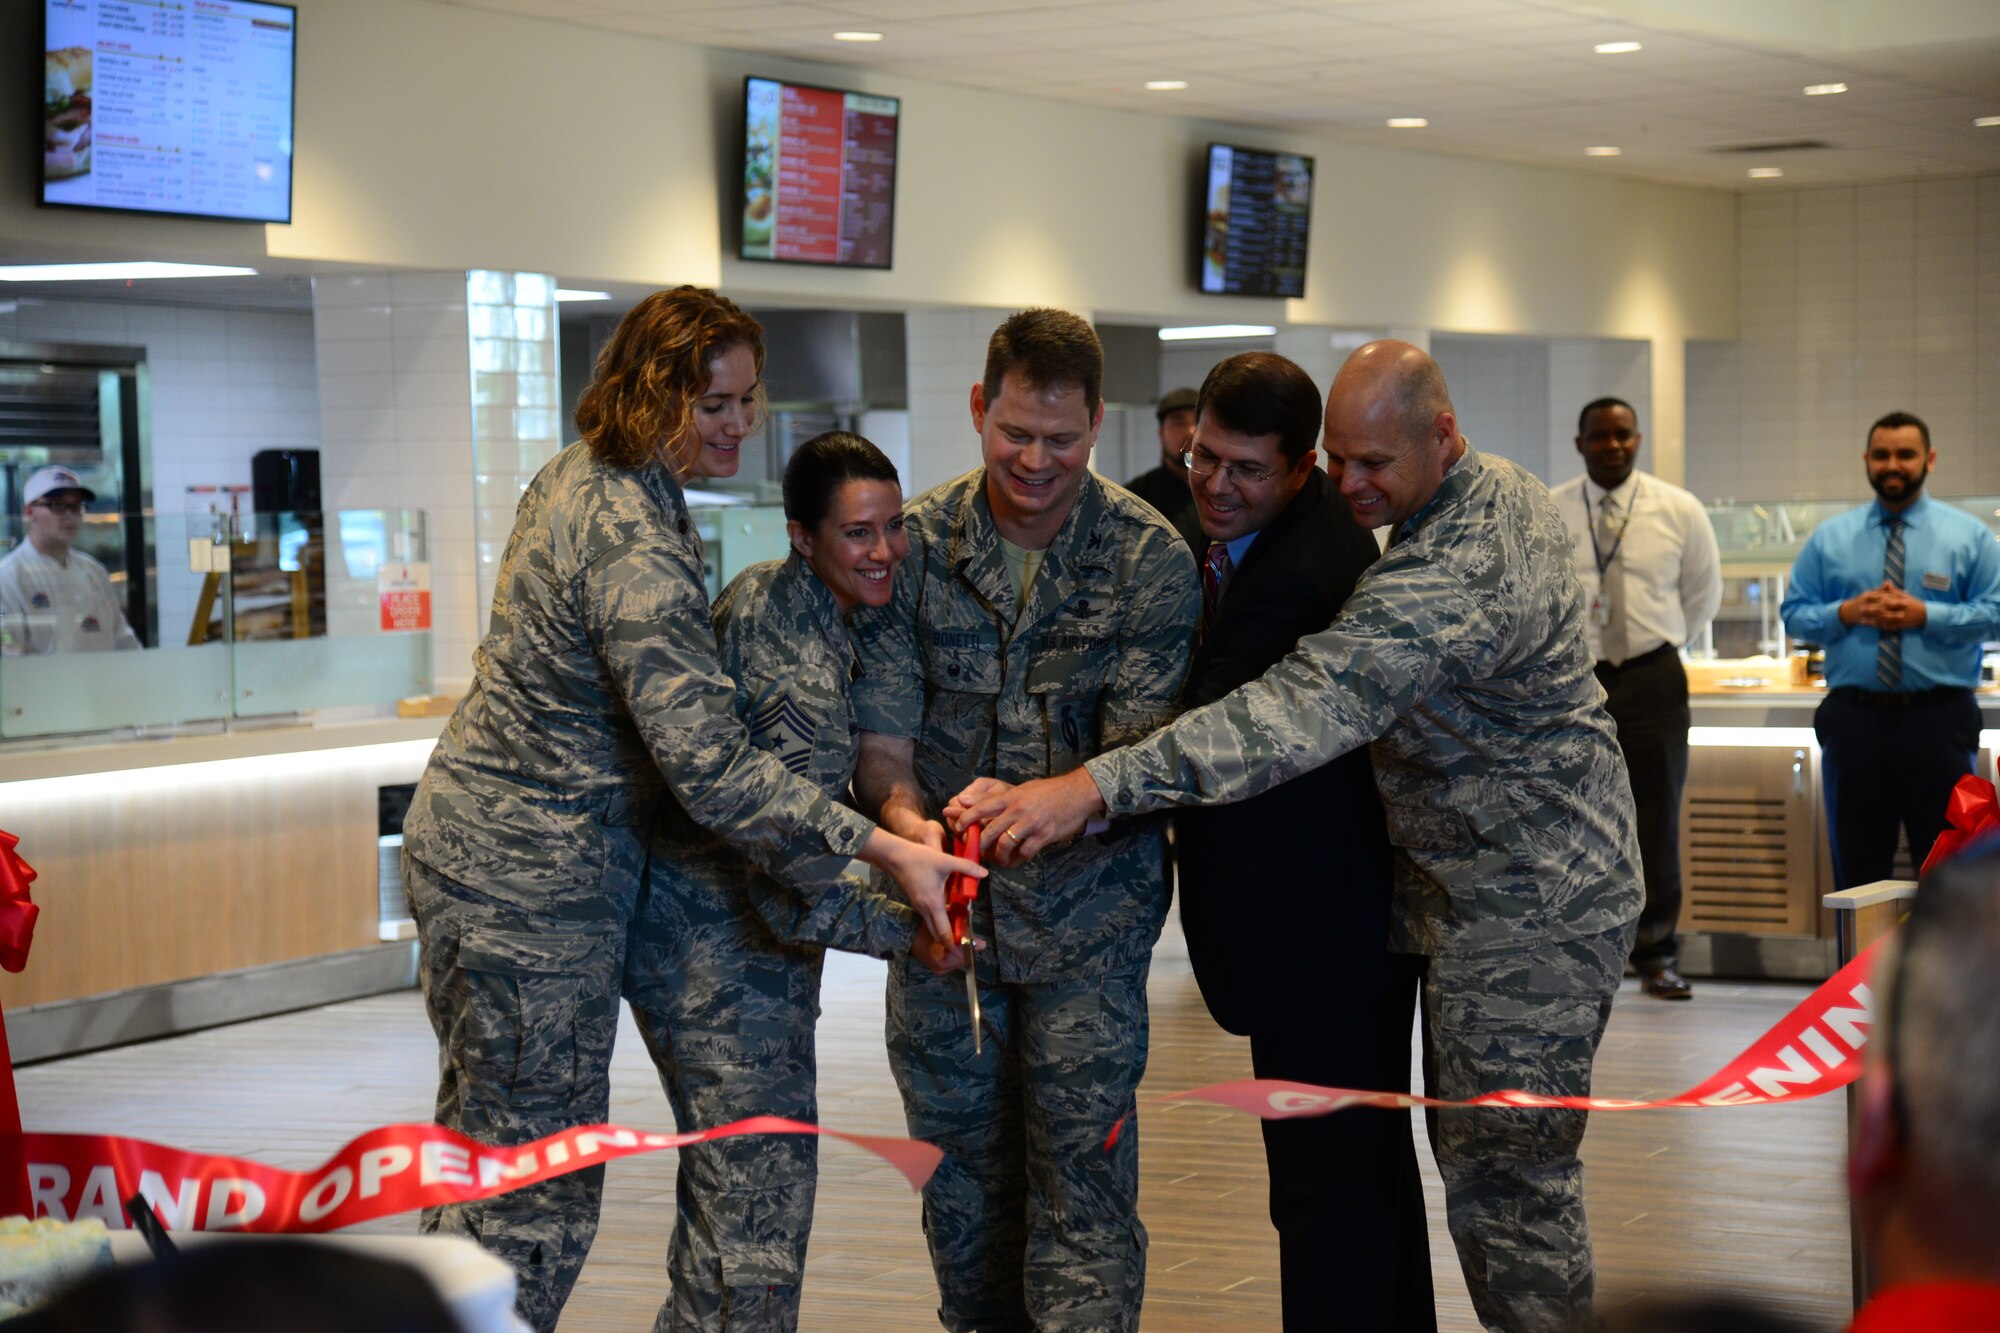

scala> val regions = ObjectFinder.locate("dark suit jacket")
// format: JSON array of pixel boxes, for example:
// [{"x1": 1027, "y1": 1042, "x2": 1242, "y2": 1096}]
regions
[{"x1": 1174, "y1": 467, "x2": 1397, "y2": 1035}]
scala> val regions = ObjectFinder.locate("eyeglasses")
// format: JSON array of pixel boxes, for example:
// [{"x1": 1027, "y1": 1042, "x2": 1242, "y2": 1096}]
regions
[
  {"x1": 30, "y1": 499, "x2": 86, "y2": 515},
  {"x1": 1182, "y1": 449, "x2": 1275, "y2": 487}
]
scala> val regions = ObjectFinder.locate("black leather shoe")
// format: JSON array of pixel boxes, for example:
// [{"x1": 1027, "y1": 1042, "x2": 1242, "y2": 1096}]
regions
[{"x1": 1640, "y1": 965, "x2": 1693, "y2": 1000}]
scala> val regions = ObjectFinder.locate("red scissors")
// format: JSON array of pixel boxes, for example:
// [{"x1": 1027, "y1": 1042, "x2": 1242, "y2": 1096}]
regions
[{"x1": 947, "y1": 823, "x2": 984, "y2": 1054}]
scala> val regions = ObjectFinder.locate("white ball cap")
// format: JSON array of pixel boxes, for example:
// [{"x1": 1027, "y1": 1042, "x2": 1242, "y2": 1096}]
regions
[{"x1": 23, "y1": 465, "x2": 96, "y2": 507}]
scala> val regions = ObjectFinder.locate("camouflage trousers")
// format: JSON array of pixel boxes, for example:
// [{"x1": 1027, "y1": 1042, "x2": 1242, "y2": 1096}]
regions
[
  {"x1": 625, "y1": 866, "x2": 826, "y2": 1333},
  {"x1": 1421, "y1": 927, "x2": 1629, "y2": 1333},
  {"x1": 886, "y1": 955, "x2": 1150, "y2": 1333},
  {"x1": 404, "y1": 852, "x2": 633, "y2": 1333}
]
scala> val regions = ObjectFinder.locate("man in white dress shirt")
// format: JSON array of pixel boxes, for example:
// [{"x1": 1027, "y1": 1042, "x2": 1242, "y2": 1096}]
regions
[
  {"x1": 0, "y1": 465, "x2": 140, "y2": 655},
  {"x1": 1553, "y1": 399, "x2": 1720, "y2": 999}
]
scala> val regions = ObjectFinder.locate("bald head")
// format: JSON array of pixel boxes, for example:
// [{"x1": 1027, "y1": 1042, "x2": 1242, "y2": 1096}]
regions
[
  {"x1": 1329, "y1": 340, "x2": 1455, "y2": 443},
  {"x1": 1321, "y1": 340, "x2": 1465, "y2": 530}
]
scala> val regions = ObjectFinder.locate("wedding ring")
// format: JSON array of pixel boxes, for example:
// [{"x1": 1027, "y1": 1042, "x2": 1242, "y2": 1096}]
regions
[{"x1": 1004, "y1": 829, "x2": 1023, "y2": 843}]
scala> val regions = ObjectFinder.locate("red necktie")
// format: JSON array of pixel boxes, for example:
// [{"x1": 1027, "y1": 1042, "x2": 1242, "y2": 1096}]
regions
[{"x1": 1201, "y1": 541, "x2": 1232, "y2": 637}]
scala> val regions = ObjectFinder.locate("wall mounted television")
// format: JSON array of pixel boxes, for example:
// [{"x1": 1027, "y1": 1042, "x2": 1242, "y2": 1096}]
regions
[
  {"x1": 1199, "y1": 143, "x2": 1314, "y2": 298},
  {"x1": 739, "y1": 76, "x2": 899, "y2": 270},
  {"x1": 41, "y1": 0, "x2": 297, "y2": 224}
]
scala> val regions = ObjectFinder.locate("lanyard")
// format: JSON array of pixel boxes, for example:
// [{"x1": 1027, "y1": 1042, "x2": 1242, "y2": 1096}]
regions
[{"x1": 1586, "y1": 478, "x2": 1641, "y2": 575}]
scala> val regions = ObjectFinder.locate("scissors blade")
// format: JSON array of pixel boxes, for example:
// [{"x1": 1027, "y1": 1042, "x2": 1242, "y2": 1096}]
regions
[{"x1": 964, "y1": 943, "x2": 982, "y2": 1055}]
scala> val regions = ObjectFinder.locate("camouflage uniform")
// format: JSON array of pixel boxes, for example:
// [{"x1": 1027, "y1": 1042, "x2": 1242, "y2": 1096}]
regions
[
  {"x1": 626, "y1": 552, "x2": 909, "y2": 1332},
  {"x1": 1086, "y1": 448, "x2": 1644, "y2": 1333},
  {"x1": 403, "y1": 445, "x2": 913, "y2": 1333},
  {"x1": 852, "y1": 470, "x2": 1199, "y2": 1333}
]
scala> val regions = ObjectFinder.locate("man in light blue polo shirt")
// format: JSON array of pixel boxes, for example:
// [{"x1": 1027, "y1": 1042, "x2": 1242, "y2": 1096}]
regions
[{"x1": 1781, "y1": 411, "x2": 2000, "y2": 888}]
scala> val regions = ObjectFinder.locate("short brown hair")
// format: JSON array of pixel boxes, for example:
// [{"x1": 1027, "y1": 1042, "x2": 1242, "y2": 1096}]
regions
[
  {"x1": 982, "y1": 308, "x2": 1102, "y2": 416},
  {"x1": 575, "y1": 286, "x2": 767, "y2": 474},
  {"x1": 1197, "y1": 352, "x2": 1323, "y2": 459}
]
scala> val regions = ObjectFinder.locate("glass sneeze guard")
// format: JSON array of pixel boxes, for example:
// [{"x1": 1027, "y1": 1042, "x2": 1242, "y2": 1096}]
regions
[{"x1": 0, "y1": 507, "x2": 434, "y2": 741}]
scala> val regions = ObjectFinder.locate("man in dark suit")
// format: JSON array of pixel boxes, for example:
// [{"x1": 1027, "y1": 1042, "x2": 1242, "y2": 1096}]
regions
[{"x1": 1176, "y1": 351, "x2": 1435, "y2": 1331}]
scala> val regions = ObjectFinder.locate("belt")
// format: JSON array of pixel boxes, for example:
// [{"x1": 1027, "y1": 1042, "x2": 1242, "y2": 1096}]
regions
[
  {"x1": 1596, "y1": 643, "x2": 1679, "y2": 673},
  {"x1": 1829, "y1": 685, "x2": 1973, "y2": 710}
]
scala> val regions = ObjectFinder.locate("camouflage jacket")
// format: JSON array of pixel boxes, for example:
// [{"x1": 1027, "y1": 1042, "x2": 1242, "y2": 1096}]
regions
[
  {"x1": 404, "y1": 444, "x2": 890, "y2": 945},
  {"x1": 648, "y1": 552, "x2": 915, "y2": 957},
  {"x1": 853, "y1": 469, "x2": 1200, "y2": 983},
  {"x1": 1087, "y1": 448, "x2": 1643, "y2": 959}
]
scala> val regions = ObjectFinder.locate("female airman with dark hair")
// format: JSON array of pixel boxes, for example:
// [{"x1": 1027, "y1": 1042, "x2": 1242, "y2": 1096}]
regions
[{"x1": 627, "y1": 429, "x2": 916, "y2": 1332}]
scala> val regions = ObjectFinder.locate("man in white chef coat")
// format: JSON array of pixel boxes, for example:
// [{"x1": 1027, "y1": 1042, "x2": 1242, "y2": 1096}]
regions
[{"x1": 0, "y1": 465, "x2": 140, "y2": 655}]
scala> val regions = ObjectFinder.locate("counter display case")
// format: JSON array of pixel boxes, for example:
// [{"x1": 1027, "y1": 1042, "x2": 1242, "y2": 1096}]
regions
[
  {"x1": 0, "y1": 508, "x2": 433, "y2": 739},
  {"x1": 0, "y1": 508, "x2": 442, "y2": 1057}
]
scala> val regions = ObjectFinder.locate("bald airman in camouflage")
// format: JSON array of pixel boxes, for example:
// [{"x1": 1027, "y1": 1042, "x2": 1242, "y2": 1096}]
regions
[
  {"x1": 954, "y1": 341, "x2": 1643, "y2": 1333},
  {"x1": 852, "y1": 309, "x2": 1199, "y2": 1333},
  {"x1": 626, "y1": 550, "x2": 906, "y2": 1332}
]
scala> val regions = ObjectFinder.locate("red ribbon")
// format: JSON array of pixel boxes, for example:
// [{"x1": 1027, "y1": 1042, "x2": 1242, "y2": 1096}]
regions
[
  {"x1": 1919, "y1": 774, "x2": 2000, "y2": 877},
  {"x1": 1107, "y1": 933, "x2": 1884, "y2": 1147},
  {"x1": 0, "y1": 785, "x2": 1966, "y2": 1231},
  {"x1": 0, "y1": 830, "x2": 39, "y2": 1217},
  {"x1": 23, "y1": 1117, "x2": 941, "y2": 1234}
]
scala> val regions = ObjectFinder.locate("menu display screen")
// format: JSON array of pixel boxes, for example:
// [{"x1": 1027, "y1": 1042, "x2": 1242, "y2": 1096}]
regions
[
  {"x1": 740, "y1": 76, "x2": 899, "y2": 270},
  {"x1": 41, "y1": 0, "x2": 296, "y2": 224},
  {"x1": 1199, "y1": 144, "x2": 1313, "y2": 298}
]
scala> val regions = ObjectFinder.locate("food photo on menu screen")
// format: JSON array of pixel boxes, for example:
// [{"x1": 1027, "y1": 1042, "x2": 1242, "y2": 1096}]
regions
[
  {"x1": 740, "y1": 76, "x2": 900, "y2": 270},
  {"x1": 41, "y1": 0, "x2": 297, "y2": 223},
  {"x1": 1200, "y1": 143, "x2": 1314, "y2": 299}
]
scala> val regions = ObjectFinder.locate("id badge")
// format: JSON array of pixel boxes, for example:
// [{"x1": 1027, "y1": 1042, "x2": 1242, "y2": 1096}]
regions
[{"x1": 1591, "y1": 594, "x2": 1611, "y2": 627}]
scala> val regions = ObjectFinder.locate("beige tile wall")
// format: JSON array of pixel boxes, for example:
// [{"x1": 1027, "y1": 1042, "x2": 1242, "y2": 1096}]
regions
[{"x1": 1687, "y1": 174, "x2": 2000, "y2": 502}]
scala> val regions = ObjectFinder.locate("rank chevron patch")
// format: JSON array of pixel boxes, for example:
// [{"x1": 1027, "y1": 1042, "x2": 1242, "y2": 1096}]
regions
[{"x1": 746, "y1": 695, "x2": 819, "y2": 775}]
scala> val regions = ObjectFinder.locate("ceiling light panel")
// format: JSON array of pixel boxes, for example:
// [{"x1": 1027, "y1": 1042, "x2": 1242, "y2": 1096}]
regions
[
  {"x1": 1158, "y1": 324, "x2": 1277, "y2": 341},
  {"x1": 0, "y1": 262, "x2": 259, "y2": 281}
]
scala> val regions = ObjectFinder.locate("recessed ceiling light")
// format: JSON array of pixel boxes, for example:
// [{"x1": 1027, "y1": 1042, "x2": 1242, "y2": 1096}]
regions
[
  {"x1": 1977, "y1": 116, "x2": 2000, "y2": 128},
  {"x1": 1144, "y1": 80, "x2": 1188, "y2": 91},
  {"x1": 1158, "y1": 325, "x2": 1277, "y2": 342},
  {"x1": 1593, "y1": 41, "x2": 1642, "y2": 55},
  {"x1": 1584, "y1": 146, "x2": 1622, "y2": 157},
  {"x1": 1387, "y1": 117, "x2": 1428, "y2": 129},
  {"x1": 833, "y1": 31, "x2": 882, "y2": 42},
  {"x1": 1803, "y1": 82, "x2": 1847, "y2": 96},
  {"x1": 555, "y1": 289, "x2": 612, "y2": 303},
  {"x1": 0, "y1": 262, "x2": 258, "y2": 281},
  {"x1": 1747, "y1": 167, "x2": 1785, "y2": 178}
]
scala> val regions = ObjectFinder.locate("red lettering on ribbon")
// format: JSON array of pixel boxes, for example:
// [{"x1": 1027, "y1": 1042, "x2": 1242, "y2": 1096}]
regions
[{"x1": 21, "y1": 1117, "x2": 941, "y2": 1233}]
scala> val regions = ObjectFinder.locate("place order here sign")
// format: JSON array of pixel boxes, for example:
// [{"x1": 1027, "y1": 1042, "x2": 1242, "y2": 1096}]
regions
[{"x1": 376, "y1": 562, "x2": 430, "y2": 633}]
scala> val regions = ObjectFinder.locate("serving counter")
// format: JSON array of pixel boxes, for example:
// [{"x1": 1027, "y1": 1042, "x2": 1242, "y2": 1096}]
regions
[
  {"x1": 1, "y1": 718, "x2": 443, "y2": 1063},
  {"x1": 1676, "y1": 674, "x2": 2000, "y2": 979}
]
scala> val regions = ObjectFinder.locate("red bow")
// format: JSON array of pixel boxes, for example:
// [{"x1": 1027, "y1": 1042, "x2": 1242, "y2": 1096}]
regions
[
  {"x1": 1920, "y1": 775, "x2": 2000, "y2": 877},
  {"x1": 0, "y1": 831, "x2": 35, "y2": 1216},
  {"x1": 0, "y1": 831, "x2": 37, "y2": 975}
]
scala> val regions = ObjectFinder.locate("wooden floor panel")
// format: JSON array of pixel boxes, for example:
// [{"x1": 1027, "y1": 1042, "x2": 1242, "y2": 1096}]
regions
[{"x1": 16, "y1": 913, "x2": 1850, "y2": 1330}]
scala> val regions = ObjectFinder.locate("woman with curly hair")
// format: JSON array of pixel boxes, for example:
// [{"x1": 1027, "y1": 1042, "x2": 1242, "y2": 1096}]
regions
[{"x1": 402, "y1": 287, "x2": 976, "y2": 1332}]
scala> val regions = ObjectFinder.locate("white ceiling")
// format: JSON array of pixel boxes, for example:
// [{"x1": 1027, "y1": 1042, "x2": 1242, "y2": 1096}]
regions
[{"x1": 430, "y1": 0, "x2": 2000, "y2": 189}]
